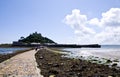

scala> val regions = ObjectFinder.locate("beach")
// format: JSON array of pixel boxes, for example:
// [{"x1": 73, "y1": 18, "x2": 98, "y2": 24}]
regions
[
  {"x1": 35, "y1": 48, "x2": 120, "y2": 77},
  {"x1": 0, "y1": 47, "x2": 120, "y2": 77},
  {"x1": 0, "y1": 49, "x2": 43, "y2": 77},
  {"x1": 63, "y1": 47, "x2": 120, "y2": 67}
]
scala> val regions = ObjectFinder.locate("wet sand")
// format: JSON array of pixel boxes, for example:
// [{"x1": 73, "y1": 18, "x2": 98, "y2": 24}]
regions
[
  {"x1": 35, "y1": 48, "x2": 120, "y2": 77},
  {"x1": 0, "y1": 50, "x2": 43, "y2": 77}
]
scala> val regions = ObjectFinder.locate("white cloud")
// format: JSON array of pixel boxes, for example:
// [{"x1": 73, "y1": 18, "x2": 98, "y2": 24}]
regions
[
  {"x1": 64, "y1": 9, "x2": 87, "y2": 29},
  {"x1": 89, "y1": 8, "x2": 120, "y2": 27},
  {"x1": 64, "y1": 9, "x2": 95, "y2": 41},
  {"x1": 88, "y1": 18, "x2": 100, "y2": 26},
  {"x1": 64, "y1": 8, "x2": 120, "y2": 44},
  {"x1": 101, "y1": 8, "x2": 120, "y2": 27},
  {"x1": 94, "y1": 27, "x2": 120, "y2": 44}
]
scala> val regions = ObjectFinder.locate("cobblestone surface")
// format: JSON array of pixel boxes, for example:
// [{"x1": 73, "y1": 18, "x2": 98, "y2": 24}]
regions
[{"x1": 0, "y1": 50, "x2": 43, "y2": 77}]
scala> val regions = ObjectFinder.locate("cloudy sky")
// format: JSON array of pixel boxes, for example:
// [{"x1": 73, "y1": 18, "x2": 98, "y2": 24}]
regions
[{"x1": 0, "y1": 0, "x2": 120, "y2": 44}]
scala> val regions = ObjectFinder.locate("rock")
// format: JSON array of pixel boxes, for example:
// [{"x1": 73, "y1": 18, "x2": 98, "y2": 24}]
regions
[
  {"x1": 71, "y1": 65, "x2": 76, "y2": 68},
  {"x1": 47, "y1": 62, "x2": 53, "y2": 65},
  {"x1": 49, "y1": 70, "x2": 59, "y2": 74},
  {"x1": 69, "y1": 72, "x2": 74, "y2": 75},
  {"x1": 35, "y1": 48, "x2": 120, "y2": 77},
  {"x1": 39, "y1": 63, "x2": 42, "y2": 66},
  {"x1": 82, "y1": 65, "x2": 87, "y2": 69},
  {"x1": 93, "y1": 74, "x2": 104, "y2": 77},
  {"x1": 49, "y1": 75, "x2": 55, "y2": 77},
  {"x1": 112, "y1": 63, "x2": 117, "y2": 67},
  {"x1": 113, "y1": 59, "x2": 119, "y2": 62},
  {"x1": 52, "y1": 63, "x2": 59, "y2": 67},
  {"x1": 39, "y1": 56, "x2": 43, "y2": 59},
  {"x1": 60, "y1": 63, "x2": 64, "y2": 65},
  {"x1": 77, "y1": 73, "x2": 82, "y2": 76},
  {"x1": 106, "y1": 59, "x2": 112, "y2": 63}
]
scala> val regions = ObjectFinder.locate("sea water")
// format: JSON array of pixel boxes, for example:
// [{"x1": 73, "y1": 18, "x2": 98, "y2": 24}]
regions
[
  {"x1": 0, "y1": 47, "x2": 29, "y2": 54},
  {"x1": 62, "y1": 45, "x2": 120, "y2": 67}
]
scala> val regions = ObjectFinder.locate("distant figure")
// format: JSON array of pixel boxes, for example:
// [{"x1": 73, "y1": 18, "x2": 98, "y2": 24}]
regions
[{"x1": 35, "y1": 47, "x2": 38, "y2": 51}]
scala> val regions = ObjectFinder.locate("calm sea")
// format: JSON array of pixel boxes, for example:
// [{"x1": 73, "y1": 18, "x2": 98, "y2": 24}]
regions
[
  {"x1": 102, "y1": 45, "x2": 120, "y2": 49},
  {"x1": 63, "y1": 45, "x2": 120, "y2": 66},
  {"x1": 62, "y1": 45, "x2": 120, "y2": 66},
  {"x1": 0, "y1": 48, "x2": 29, "y2": 54}
]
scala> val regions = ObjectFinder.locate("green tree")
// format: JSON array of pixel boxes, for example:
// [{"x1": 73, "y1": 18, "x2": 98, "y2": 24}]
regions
[{"x1": 18, "y1": 32, "x2": 55, "y2": 44}]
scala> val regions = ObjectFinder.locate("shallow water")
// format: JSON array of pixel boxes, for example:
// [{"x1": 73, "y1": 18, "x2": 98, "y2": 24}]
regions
[
  {"x1": 62, "y1": 45, "x2": 120, "y2": 67},
  {"x1": 0, "y1": 47, "x2": 29, "y2": 54}
]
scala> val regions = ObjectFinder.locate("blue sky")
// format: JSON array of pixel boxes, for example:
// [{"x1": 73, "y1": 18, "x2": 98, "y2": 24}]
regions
[{"x1": 0, "y1": 0, "x2": 120, "y2": 44}]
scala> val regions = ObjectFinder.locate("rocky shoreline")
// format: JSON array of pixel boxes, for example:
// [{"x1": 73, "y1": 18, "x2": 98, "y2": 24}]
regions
[{"x1": 35, "y1": 48, "x2": 120, "y2": 77}]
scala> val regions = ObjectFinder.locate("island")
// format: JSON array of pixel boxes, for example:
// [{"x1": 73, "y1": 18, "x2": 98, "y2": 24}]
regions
[{"x1": 12, "y1": 32, "x2": 101, "y2": 48}]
